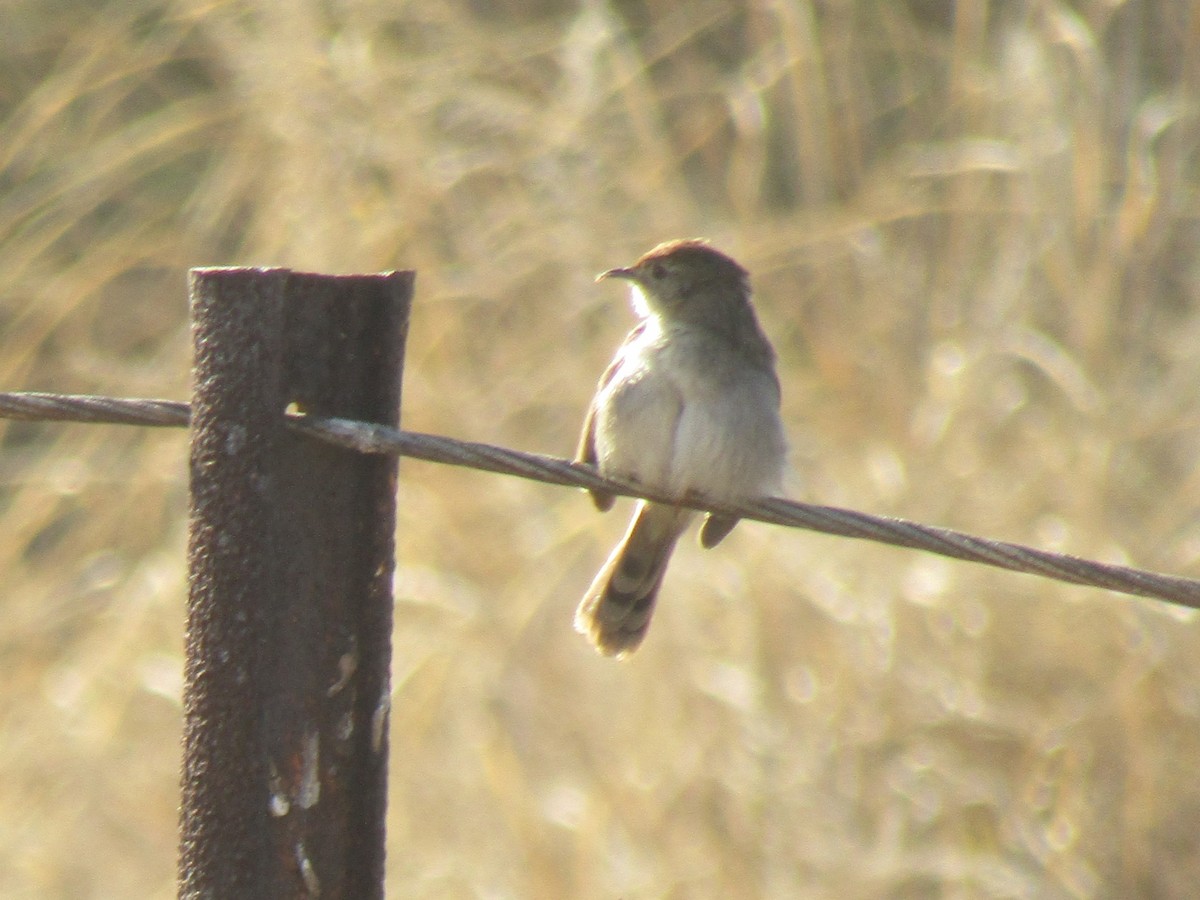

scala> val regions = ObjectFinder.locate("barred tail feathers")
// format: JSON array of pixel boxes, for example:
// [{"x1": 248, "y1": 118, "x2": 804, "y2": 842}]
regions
[{"x1": 575, "y1": 502, "x2": 692, "y2": 657}]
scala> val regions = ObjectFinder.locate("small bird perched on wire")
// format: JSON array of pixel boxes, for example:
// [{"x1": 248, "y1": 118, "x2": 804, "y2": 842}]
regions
[{"x1": 575, "y1": 239, "x2": 788, "y2": 657}]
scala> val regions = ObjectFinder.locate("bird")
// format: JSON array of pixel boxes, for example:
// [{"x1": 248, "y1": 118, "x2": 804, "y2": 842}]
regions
[{"x1": 574, "y1": 239, "x2": 788, "y2": 656}]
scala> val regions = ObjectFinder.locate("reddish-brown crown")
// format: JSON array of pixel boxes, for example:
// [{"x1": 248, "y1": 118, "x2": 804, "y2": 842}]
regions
[{"x1": 631, "y1": 239, "x2": 747, "y2": 279}]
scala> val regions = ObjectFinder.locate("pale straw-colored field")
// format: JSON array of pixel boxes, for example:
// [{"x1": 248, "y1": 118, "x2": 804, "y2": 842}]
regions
[{"x1": 3, "y1": 2, "x2": 1200, "y2": 896}]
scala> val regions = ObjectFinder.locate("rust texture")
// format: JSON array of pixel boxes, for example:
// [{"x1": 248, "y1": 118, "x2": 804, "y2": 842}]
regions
[{"x1": 181, "y1": 268, "x2": 411, "y2": 899}]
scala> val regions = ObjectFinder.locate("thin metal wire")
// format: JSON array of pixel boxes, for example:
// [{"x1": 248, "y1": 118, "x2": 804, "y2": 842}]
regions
[
  {"x1": 4, "y1": 389, "x2": 1200, "y2": 611},
  {"x1": 0, "y1": 391, "x2": 189, "y2": 427}
]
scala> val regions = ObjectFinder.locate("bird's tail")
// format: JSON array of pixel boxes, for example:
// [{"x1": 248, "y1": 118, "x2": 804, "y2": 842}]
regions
[{"x1": 575, "y1": 502, "x2": 692, "y2": 657}]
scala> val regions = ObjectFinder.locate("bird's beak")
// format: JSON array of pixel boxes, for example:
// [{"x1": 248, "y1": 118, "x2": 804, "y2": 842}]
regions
[{"x1": 596, "y1": 266, "x2": 636, "y2": 284}]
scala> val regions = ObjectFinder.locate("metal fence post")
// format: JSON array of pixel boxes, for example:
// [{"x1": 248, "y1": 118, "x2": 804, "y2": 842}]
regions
[{"x1": 181, "y1": 268, "x2": 412, "y2": 899}]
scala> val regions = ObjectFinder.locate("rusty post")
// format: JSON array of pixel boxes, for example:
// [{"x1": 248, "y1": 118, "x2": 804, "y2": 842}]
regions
[{"x1": 181, "y1": 268, "x2": 411, "y2": 898}]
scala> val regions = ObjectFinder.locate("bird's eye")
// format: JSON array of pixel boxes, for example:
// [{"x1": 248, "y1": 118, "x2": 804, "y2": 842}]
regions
[{"x1": 649, "y1": 261, "x2": 667, "y2": 279}]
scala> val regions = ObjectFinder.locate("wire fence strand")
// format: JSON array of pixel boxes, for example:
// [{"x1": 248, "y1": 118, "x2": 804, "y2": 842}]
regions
[{"x1": 4, "y1": 390, "x2": 1200, "y2": 611}]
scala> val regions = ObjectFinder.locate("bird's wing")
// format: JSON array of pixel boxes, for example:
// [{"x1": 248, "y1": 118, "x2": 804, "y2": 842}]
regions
[{"x1": 576, "y1": 322, "x2": 648, "y2": 511}]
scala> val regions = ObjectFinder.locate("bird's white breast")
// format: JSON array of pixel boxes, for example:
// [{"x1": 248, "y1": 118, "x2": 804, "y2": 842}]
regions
[{"x1": 593, "y1": 317, "x2": 786, "y2": 501}]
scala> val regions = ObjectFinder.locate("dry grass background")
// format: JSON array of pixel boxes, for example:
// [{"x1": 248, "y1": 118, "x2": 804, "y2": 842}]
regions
[{"x1": 2, "y1": 0, "x2": 1200, "y2": 896}]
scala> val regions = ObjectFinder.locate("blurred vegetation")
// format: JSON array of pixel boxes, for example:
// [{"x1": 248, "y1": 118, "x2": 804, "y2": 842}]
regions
[{"x1": 2, "y1": 0, "x2": 1200, "y2": 896}]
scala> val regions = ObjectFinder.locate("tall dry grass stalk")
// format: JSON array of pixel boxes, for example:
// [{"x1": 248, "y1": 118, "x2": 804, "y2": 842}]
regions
[{"x1": 2, "y1": 1, "x2": 1199, "y2": 895}]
